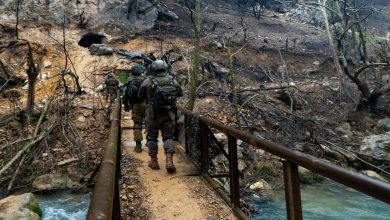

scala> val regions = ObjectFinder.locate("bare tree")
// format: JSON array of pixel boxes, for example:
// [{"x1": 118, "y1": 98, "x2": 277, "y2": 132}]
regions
[
  {"x1": 25, "y1": 42, "x2": 39, "y2": 121},
  {"x1": 310, "y1": 0, "x2": 390, "y2": 111},
  {"x1": 187, "y1": 0, "x2": 201, "y2": 111}
]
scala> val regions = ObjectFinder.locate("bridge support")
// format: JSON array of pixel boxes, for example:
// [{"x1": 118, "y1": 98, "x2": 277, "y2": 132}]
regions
[{"x1": 283, "y1": 161, "x2": 302, "y2": 220}]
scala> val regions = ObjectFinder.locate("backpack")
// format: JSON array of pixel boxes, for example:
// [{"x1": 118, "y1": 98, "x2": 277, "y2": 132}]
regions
[
  {"x1": 150, "y1": 77, "x2": 178, "y2": 110},
  {"x1": 124, "y1": 78, "x2": 143, "y2": 109}
]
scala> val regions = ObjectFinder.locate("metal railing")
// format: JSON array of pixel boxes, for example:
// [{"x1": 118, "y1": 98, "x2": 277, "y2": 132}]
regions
[
  {"x1": 87, "y1": 96, "x2": 122, "y2": 220},
  {"x1": 178, "y1": 106, "x2": 390, "y2": 220}
]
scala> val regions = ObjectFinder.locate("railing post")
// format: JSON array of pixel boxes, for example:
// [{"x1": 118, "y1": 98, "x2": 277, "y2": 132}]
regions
[
  {"x1": 200, "y1": 122, "x2": 209, "y2": 174},
  {"x1": 228, "y1": 135, "x2": 240, "y2": 208},
  {"x1": 283, "y1": 161, "x2": 302, "y2": 220}
]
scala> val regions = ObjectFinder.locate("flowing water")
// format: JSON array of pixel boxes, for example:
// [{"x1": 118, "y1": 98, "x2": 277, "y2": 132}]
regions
[
  {"x1": 251, "y1": 180, "x2": 390, "y2": 220},
  {"x1": 35, "y1": 192, "x2": 90, "y2": 220}
]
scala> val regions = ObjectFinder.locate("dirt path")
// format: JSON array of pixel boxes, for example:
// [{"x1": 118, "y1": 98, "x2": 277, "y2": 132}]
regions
[{"x1": 121, "y1": 111, "x2": 236, "y2": 220}]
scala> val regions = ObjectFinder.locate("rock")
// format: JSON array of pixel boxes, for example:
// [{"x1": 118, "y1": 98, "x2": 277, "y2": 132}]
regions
[
  {"x1": 81, "y1": 102, "x2": 94, "y2": 110},
  {"x1": 22, "y1": 83, "x2": 29, "y2": 90},
  {"x1": 238, "y1": 159, "x2": 247, "y2": 172},
  {"x1": 95, "y1": 84, "x2": 104, "y2": 92},
  {"x1": 82, "y1": 87, "x2": 94, "y2": 95},
  {"x1": 213, "y1": 41, "x2": 223, "y2": 49},
  {"x1": 32, "y1": 173, "x2": 83, "y2": 191},
  {"x1": 214, "y1": 133, "x2": 227, "y2": 141},
  {"x1": 249, "y1": 179, "x2": 272, "y2": 190},
  {"x1": 123, "y1": 141, "x2": 134, "y2": 148},
  {"x1": 298, "y1": 167, "x2": 325, "y2": 184},
  {"x1": 89, "y1": 44, "x2": 113, "y2": 56},
  {"x1": 313, "y1": 61, "x2": 320, "y2": 66},
  {"x1": 360, "y1": 132, "x2": 390, "y2": 160},
  {"x1": 0, "y1": 193, "x2": 41, "y2": 220},
  {"x1": 377, "y1": 118, "x2": 390, "y2": 131},
  {"x1": 7, "y1": 119, "x2": 22, "y2": 131},
  {"x1": 77, "y1": 116, "x2": 86, "y2": 123},
  {"x1": 158, "y1": 6, "x2": 179, "y2": 22},
  {"x1": 277, "y1": 65, "x2": 287, "y2": 75},
  {"x1": 237, "y1": 145, "x2": 244, "y2": 159},
  {"x1": 115, "y1": 51, "x2": 143, "y2": 59},
  {"x1": 362, "y1": 170, "x2": 388, "y2": 182},
  {"x1": 264, "y1": 37, "x2": 269, "y2": 44},
  {"x1": 43, "y1": 61, "x2": 51, "y2": 68},
  {"x1": 336, "y1": 122, "x2": 353, "y2": 136}
]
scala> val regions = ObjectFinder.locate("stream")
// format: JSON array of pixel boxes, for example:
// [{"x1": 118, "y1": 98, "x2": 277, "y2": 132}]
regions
[
  {"x1": 35, "y1": 192, "x2": 90, "y2": 220},
  {"x1": 251, "y1": 180, "x2": 390, "y2": 220}
]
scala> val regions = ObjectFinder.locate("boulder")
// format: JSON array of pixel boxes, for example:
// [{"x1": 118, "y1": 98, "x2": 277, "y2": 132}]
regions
[
  {"x1": 42, "y1": 61, "x2": 51, "y2": 68},
  {"x1": 336, "y1": 122, "x2": 353, "y2": 137},
  {"x1": 362, "y1": 170, "x2": 388, "y2": 182},
  {"x1": 249, "y1": 179, "x2": 274, "y2": 199},
  {"x1": 0, "y1": 193, "x2": 41, "y2": 220},
  {"x1": 32, "y1": 173, "x2": 83, "y2": 191},
  {"x1": 249, "y1": 179, "x2": 272, "y2": 191},
  {"x1": 89, "y1": 44, "x2": 113, "y2": 56},
  {"x1": 238, "y1": 159, "x2": 247, "y2": 172},
  {"x1": 360, "y1": 132, "x2": 390, "y2": 160},
  {"x1": 158, "y1": 6, "x2": 179, "y2": 22},
  {"x1": 377, "y1": 118, "x2": 390, "y2": 131}
]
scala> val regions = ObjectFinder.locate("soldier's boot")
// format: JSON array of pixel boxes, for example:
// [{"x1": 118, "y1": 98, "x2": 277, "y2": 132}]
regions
[
  {"x1": 148, "y1": 156, "x2": 160, "y2": 170},
  {"x1": 134, "y1": 141, "x2": 142, "y2": 153},
  {"x1": 165, "y1": 153, "x2": 176, "y2": 173}
]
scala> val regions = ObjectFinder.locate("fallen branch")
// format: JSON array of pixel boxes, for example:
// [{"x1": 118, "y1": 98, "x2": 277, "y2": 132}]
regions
[
  {"x1": 0, "y1": 137, "x2": 34, "y2": 151},
  {"x1": 0, "y1": 124, "x2": 55, "y2": 178},
  {"x1": 6, "y1": 153, "x2": 27, "y2": 194}
]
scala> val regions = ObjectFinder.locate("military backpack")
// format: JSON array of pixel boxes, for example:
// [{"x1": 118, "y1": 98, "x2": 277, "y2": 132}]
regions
[
  {"x1": 150, "y1": 77, "x2": 178, "y2": 110},
  {"x1": 124, "y1": 78, "x2": 143, "y2": 110}
]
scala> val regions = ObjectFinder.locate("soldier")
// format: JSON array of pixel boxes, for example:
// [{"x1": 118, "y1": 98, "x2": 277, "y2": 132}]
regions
[
  {"x1": 123, "y1": 64, "x2": 147, "y2": 153},
  {"x1": 138, "y1": 60, "x2": 183, "y2": 173},
  {"x1": 104, "y1": 73, "x2": 119, "y2": 104}
]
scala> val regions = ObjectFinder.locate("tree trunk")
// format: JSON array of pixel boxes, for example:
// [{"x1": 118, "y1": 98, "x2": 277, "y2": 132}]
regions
[
  {"x1": 26, "y1": 78, "x2": 36, "y2": 118},
  {"x1": 187, "y1": 0, "x2": 201, "y2": 111}
]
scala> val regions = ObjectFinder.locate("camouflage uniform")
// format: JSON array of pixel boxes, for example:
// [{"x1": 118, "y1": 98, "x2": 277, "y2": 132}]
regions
[
  {"x1": 138, "y1": 60, "x2": 183, "y2": 172},
  {"x1": 104, "y1": 73, "x2": 119, "y2": 104},
  {"x1": 123, "y1": 65, "x2": 147, "y2": 153}
]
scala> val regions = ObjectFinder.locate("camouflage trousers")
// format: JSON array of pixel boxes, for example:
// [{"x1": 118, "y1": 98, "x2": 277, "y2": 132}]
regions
[
  {"x1": 105, "y1": 87, "x2": 117, "y2": 103},
  {"x1": 132, "y1": 102, "x2": 147, "y2": 142},
  {"x1": 145, "y1": 107, "x2": 175, "y2": 156}
]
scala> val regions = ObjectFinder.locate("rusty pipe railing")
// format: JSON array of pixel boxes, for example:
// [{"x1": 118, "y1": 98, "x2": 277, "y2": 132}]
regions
[
  {"x1": 178, "y1": 106, "x2": 390, "y2": 220},
  {"x1": 87, "y1": 96, "x2": 122, "y2": 220}
]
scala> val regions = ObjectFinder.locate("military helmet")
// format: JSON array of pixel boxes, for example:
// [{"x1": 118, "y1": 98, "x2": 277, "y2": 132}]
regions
[
  {"x1": 107, "y1": 73, "x2": 115, "y2": 78},
  {"x1": 151, "y1": 60, "x2": 168, "y2": 71},
  {"x1": 131, "y1": 64, "x2": 145, "y2": 75}
]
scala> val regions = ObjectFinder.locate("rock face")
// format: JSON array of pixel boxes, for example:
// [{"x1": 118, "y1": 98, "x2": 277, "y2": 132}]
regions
[
  {"x1": 360, "y1": 132, "x2": 390, "y2": 160},
  {"x1": 158, "y1": 6, "x2": 179, "y2": 22},
  {"x1": 32, "y1": 173, "x2": 83, "y2": 191},
  {"x1": 0, "y1": 193, "x2": 42, "y2": 220}
]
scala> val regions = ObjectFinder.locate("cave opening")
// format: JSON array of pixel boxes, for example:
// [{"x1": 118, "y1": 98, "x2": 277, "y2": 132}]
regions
[{"x1": 78, "y1": 33, "x2": 108, "y2": 48}]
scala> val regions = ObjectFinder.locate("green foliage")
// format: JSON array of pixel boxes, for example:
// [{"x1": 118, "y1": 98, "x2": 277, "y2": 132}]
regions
[
  {"x1": 299, "y1": 170, "x2": 325, "y2": 184},
  {"x1": 254, "y1": 162, "x2": 278, "y2": 177}
]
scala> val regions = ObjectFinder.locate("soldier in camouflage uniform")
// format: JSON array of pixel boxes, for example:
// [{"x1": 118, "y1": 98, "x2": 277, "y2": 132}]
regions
[
  {"x1": 104, "y1": 73, "x2": 119, "y2": 104},
  {"x1": 123, "y1": 64, "x2": 147, "y2": 153},
  {"x1": 138, "y1": 60, "x2": 183, "y2": 173}
]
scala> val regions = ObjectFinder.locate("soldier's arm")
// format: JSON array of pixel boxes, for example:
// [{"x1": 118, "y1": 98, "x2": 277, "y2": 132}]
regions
[{"x1": 138, "y1": 79, "x2": 150, "y2": 100}]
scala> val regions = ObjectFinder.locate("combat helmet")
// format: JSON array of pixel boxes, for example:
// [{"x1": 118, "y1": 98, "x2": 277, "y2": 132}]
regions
[
  {"x1": 151, "y1": 60, "x2": 168, "y2": 73},
  {"x1": 131, "y1": 64, "x2": 145, "y2": 75}
]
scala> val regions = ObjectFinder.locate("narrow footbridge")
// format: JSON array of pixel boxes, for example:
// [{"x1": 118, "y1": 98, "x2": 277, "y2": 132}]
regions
[{"x1": 86, "y1": 97, "x2": 390, "y2": 220}]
